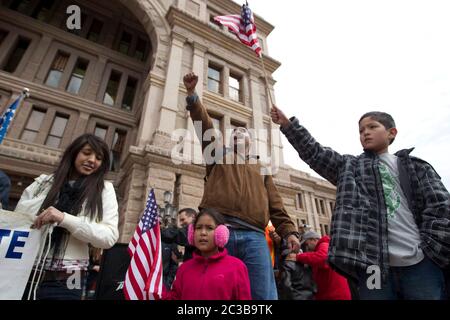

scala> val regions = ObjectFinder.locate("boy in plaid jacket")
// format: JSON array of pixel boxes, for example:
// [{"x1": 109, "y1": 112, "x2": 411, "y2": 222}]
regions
[{"x1": 271, "y1": 106, "x2": 449, "y2": 299}]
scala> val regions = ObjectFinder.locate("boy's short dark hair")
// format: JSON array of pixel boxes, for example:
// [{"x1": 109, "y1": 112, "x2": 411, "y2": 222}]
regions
[{"x1": 359, "y1": 111, "x2": 396, "y2": 145}]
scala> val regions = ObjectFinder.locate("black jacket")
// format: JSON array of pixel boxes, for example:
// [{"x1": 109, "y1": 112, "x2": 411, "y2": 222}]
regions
[
  {"x1": 278, "y1": 260, "x2": 317, "y2": 300},
  {"x1": 161, "y1": 226, "x2": 195, "y2": 262},
  {"x1": 281, "y1": 118, "x2": 450, "y2": 281}
]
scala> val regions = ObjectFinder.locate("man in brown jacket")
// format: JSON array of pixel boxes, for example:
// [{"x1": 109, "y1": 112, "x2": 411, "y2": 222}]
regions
[{"x1": 183, "y1": 72, "x2": 300, "y2": 300}]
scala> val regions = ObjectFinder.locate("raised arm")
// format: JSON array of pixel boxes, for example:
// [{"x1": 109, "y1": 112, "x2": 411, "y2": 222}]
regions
[
  {"x1": 184, "y1": 73, "x2": 220, "y2": 174},
  {"x1": 270, "y1": 105, "x2": 344, "y2": 185}
]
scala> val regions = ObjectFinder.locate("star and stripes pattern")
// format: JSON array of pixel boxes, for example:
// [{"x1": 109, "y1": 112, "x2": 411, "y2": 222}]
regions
[
  {"x1": 124, "y1": 189, "x2": 163, "y2": 300},
  {"x1": 214, "y1": 4, "x2": 262, "y2": 57}
]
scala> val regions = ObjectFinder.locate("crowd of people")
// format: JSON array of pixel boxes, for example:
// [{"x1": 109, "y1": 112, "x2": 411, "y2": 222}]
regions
[{"x1": 1, "y1": 71, "x2": 448, "y2": 300}]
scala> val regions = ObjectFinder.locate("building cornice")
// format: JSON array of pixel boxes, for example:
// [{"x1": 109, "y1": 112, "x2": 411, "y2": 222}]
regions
[{"x1": 166, "y1": 6, "x2": 281, "y2": 74}]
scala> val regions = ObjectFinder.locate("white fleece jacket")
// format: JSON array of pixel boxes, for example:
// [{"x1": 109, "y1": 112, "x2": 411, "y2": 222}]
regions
[{"x1": 15, "y1": 174, "x2": 119, "y2": 261}]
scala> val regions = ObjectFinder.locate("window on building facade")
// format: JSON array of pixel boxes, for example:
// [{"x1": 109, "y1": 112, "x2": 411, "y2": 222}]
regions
[
  {"x1": 207, "y1": 65, "x2": 221, "y2": 94},
  {"x1": 297, "y1": 193, "x2": 304, "y2": 210},
  {"x1": 45, "y1": 113, "x2": 68, "y2": 148},
  {"x1": 314, "y1": 198, "x2": 322, "y2": 214},
  {"x1": 66, "y1": 58, "x2": 89, "y2": 94},
  {"x1": 45, "y1": 51, "x2": 69, "y2": 88},
  {"x1": 21, "y1": 108, "x2": 46, "y2": 143},
  {"x1": 329, "y1": 201, "x2": 335, "y2": 213},
  {"x1": 31, "y1": 0, "x2": 55, "y2": 22},
  {"x1": 301, "y1": 219, "x2": 307, "y2": 226},
  {"x1": 118, "y1": 31, "x2": 132, "y2": 55},
  {"x1": 103, "y1": 70, "x2": 122, "y2": 106},
  {"x1": 324, "y1": 224, "x2": 329, "y2": 235},
  {"x1": 229, "y1": 74, "x2": 241, "y2": 102},
  {"x1": 2, "y1": 37, "x2": 30, "y2": 73},
  {"x1": 94, "y1": 125, "x2": 107, "y2": 140},
  {"x1": 319, "y1": 200, "x2": 326, "y2": 215},
  {"x1": 9, "y1": 0, "x2": 33, "y2": 14},
  {"x1": 122, "y1": 76, "x2": 137, "y2": 111},
  {"x1": 110, "y1": 129, "x2": 126, "y2": 172},
  {"x1": 86, "y1": 18, "x2": 103, "y2": 42},
  {"x1": 134, "y1": 37, "x2": 148, "y2": 61}
]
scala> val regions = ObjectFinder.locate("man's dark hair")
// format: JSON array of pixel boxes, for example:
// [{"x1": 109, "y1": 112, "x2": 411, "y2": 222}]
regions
[
  {"x1": 359, "y1": 111, "x2": 396, "y2": 144},
  {"x1": 178, "y1": 208, "x2": 197, "y2": 218}
]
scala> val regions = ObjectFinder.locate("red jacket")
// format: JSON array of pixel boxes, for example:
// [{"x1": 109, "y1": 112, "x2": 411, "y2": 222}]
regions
[
  {"x1": 163, "y1": 248, "x2": 251, "y2": 300},
  {"x1": 297, "y1": 236, "x2": 351, "y2": 300}
]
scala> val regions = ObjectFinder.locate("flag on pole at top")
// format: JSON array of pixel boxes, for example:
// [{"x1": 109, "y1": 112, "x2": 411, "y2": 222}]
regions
[{"x1": 213, "y1": 3, "x2": 262, "y2": 57}]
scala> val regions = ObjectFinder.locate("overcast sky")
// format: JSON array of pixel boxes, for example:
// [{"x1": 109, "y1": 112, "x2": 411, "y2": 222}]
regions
[{"x1": 240, "y1": 0, "x2": 450, "y2": 189}]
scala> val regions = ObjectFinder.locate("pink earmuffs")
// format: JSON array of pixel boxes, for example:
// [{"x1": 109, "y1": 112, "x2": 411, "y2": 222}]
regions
[{"x1": 187, "y1": 223, "x2": 230, "y2": 248}]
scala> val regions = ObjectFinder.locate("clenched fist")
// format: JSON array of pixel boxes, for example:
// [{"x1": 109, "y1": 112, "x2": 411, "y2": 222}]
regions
[{"x1": 183, "y1": 72, "x2": 198, "y2": 95}]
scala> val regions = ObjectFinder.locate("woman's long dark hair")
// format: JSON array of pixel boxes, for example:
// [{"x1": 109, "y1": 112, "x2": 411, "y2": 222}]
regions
[{"x1": 40, "y1": 133, "x2": 111, "y2": 221}]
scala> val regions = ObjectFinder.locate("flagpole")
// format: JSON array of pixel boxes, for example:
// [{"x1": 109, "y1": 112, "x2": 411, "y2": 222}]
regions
[{"x1": 259, "y1": 53, "x2": 275, "y2": 107}]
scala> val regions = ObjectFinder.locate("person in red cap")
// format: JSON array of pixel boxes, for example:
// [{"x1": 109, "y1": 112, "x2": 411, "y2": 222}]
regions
[{"x1": 286, "y1": 230, "x2": 351, "y2": 300}]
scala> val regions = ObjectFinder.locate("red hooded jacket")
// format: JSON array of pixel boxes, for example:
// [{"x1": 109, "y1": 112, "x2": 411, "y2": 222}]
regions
[
  {"x1": 297, "y1": 236, "x2": 351, "y2": 300},
  {"x1": 163, "y1": 248, "x2": 251, "y2": 300}
]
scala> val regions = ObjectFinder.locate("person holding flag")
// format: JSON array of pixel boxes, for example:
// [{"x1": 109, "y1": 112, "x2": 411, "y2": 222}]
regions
[{"x1": 183, "y1": 70, "x2": 300, "y2": 300}]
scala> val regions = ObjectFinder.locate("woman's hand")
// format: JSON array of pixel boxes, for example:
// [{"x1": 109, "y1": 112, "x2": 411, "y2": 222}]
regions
[{"x1": 32, "y1": 206, "x2": 64, "y2": 229}]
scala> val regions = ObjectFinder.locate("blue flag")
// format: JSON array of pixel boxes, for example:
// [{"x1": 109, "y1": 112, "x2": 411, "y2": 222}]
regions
[{"x1": 0, "y1": 95, "x2": 23, "y2": 144}]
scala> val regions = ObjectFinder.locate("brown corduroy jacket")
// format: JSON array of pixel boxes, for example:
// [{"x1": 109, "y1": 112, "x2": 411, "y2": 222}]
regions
[{"x1": 187, "y1": 97, "x2": 297, "y2": 238}]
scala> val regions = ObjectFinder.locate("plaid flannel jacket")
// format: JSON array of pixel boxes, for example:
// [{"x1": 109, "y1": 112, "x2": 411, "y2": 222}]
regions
[{"x1": 281, "y1": 117, "x2": 450, "y2": 280}]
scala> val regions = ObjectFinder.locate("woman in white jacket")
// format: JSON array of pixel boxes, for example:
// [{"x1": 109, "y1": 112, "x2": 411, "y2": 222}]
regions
[{"x1": 16, "y1": 133, "x2": 119, "y2": 300}]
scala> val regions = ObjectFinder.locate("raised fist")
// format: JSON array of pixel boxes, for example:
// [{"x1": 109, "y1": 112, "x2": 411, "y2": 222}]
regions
[{"x1": 183, "y1": 72, "x2": 198, "y2": 95}]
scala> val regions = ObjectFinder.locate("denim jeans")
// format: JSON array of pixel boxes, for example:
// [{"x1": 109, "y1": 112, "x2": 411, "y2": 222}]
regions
[
  {"x1": 225, "y1": 229, "x2": 277, "y2": 300},
  {"x1": 358, "y1": 256, "x2": 446, "y2": 300}
]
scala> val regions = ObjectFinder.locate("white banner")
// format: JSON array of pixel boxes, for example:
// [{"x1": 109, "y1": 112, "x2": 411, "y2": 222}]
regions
[{"x1": 0, "y1": 209, "x2": 42, "y2": 300}]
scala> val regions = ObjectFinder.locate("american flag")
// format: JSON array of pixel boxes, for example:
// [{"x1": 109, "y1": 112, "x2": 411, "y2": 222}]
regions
[
  {"x1": 124, "y1": 189, "x2": 163, "y2": 300},
  {"x1": 214, "y1": 4, "x2": 262, "y2": 57},
  {"x1": 0, "y1": 91, "x2": 27, "y2": 144}
]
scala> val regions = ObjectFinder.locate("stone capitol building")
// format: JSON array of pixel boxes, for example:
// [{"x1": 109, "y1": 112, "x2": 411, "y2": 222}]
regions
[{"x1": 0, "y1": 0, "x2": 336, "y2": 243}]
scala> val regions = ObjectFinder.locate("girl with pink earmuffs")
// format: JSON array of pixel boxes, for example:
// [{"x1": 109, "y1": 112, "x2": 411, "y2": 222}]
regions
[{"x1": 163, "y1": 208, "x2": 251, "y2": 300}]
